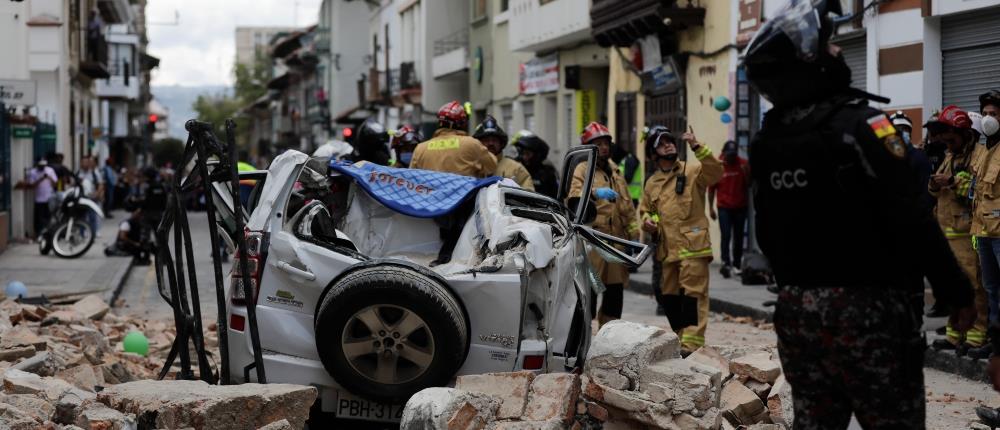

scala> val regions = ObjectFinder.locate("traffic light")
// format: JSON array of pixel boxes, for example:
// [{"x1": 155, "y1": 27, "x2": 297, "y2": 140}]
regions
[
  {"x1": 343, "y1": 127, "x2": 354, "y2": 142},
  {"x1": 147, "y1": 114, "x2": 158, "y2": 134}
]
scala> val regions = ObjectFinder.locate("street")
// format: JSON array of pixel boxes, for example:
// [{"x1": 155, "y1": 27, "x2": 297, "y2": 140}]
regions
[{"x1": 96, "y1": 212, "x2": 1000, "y2": 429}]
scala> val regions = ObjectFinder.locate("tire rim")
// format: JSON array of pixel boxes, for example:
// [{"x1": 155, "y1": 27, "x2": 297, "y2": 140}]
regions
[
  {"x1": 342, "y1": 304, "x2": 435, "y2": 385},
  {"x1": 53, "y1": 221, "x2": 90, "y2": 256}
]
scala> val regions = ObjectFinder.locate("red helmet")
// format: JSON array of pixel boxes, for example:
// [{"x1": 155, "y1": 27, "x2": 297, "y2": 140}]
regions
[
  {"x1": 437, "y1": 101, "x2": 468, "y2": 130},
  {"x1": 580, "y1": 122, "x2": 612, "y2": 145},
  {"x1": 935, "y1": 105, "x2": 972, "y2": 130},
  {"x1": 391, "y1": 124, "x2": 422, "y2": 149}
]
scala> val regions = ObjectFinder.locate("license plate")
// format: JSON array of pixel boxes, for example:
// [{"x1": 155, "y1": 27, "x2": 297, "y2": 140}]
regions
[{"x1": 334, "y1": 391, "x2": 404, "y2": 423}]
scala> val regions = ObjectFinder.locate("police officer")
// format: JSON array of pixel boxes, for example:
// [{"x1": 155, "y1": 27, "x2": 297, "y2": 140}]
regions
[
  {"x1": 473, "y1": 115, "x2": 534, "y2": 189},
  {"x1": 512, "y1": 131, "x2": 559, "y2": 199},
  {"x1": 412, "y1": 101, "x2": 497, "y2": 265},
  {"x1": 350, "y1": 118, "x2": 392, "y2": 166},
  {"x1": 411, "y1": 101, "x2": 497, "y2": 178},
  {"x1": 390, "y1": 124, "x2": 423, "y2": 168},
  {"x1": 743, "y1": 1, "x2": 975, "y2": 427},
  {"x1": 640, "y1": 125, "x2": 722, "y2": 354},
  {"x1": 568, "y1": 122, "x2": 637, "y2": 327},
  {"x1": 927, "y1": 106, "x2": 989, "y2": 356}
]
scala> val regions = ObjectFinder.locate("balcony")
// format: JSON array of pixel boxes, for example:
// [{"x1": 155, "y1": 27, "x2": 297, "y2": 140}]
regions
[
  {"x1": 432, "y1": 29, "x2": 469, "y2": 80},
  {"x1": 97, "y1": 0, "x2": 134, "y2": 24},
  {"x1": 400, "y1": 62, "x2": 421, "y2": 91},
  {"x1": 95, "y1": 60, "x2": 140, "y2": 99},
  {"x1": 509, "y1": 0, "x2": 592, "y2": 53},
  {"x1": 590, "y1": 0, "x2": 705, "y2": 48},
  {"x1": 80, "y1": 35, "x2": 110, "y2": 79}
]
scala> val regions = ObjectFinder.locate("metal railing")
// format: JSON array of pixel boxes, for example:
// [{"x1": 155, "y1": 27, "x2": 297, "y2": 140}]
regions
[{"x1": 433, "y1": 29, "x2": 469, "y2": 57}]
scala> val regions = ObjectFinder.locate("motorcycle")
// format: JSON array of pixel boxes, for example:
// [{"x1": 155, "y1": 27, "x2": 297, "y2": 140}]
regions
[{"x1": 38, "y1": 186, "x2": 104, "y2": 258}]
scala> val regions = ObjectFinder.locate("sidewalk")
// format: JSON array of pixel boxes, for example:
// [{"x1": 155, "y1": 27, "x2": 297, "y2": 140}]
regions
[
  {"x1": 627, "y1": 258, "x2": 988, "y2": 383},
  {"x1": 0, "y1": 211, "x2": 133, "y2": 304}
]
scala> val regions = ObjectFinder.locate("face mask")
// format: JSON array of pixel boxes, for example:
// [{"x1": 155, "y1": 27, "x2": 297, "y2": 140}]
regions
[
  {"x1": 399, "y1": 152, "x2": 413, "y2": 165},
  {"x1": 901, "y1": 131, "x2": 911, "y2": 147},
  {"x1": 983, "y1": 115, "x2": 1000, "y2": 137},
  {"x1": 663, "y1": 153, "x2": 678, "y2": 162}
]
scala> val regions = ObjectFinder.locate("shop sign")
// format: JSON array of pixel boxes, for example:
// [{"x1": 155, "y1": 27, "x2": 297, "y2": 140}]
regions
[
  {"x1": 0, "y1": 80, "x2": 37, "y2": 106},
  {"x1": 737, "y1": 0, "x2": 764, "y2": 46},
  {"x1": 12, "y1": 127, "x2": 33, "y2": 139},
  {"x1": 519, "y1": 54, "x2": 559, "y2": 95},
  {"x1": 574, "y1": 90, "x2": 597, "y2": 135}
]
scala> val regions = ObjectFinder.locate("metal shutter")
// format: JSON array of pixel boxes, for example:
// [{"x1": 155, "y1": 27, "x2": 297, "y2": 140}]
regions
[
  {"x1": 837, "y1": 34, "x2": 867, "y2": 91},
  {"x1": 942, "y1": 7, "x2": 1000, "y2": 113}
]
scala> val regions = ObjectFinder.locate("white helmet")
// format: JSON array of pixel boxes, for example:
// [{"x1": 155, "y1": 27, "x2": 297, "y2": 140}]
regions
[{"x1": 970, "y1": 112, "x2": 985, "y2": 139}]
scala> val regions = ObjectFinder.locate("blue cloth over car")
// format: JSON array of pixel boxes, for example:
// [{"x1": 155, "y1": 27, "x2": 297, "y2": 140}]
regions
[{"x1": 329, "y1": 160, "x2": 502, "y2": 218}]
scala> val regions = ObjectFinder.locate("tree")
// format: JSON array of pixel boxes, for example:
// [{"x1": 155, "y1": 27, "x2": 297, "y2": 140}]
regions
[
  {"x1": 192, "y1": 92, "x2": 244, "y2": 137},
  {"x1": 152, "y1": 137, "x2": 185, "y2": 167},
  {"x1": 190, "y1": 55, "x2": 270, "y2": 152}
]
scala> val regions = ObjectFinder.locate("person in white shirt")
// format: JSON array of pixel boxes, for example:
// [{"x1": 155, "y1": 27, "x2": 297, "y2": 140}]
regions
[
  {"x1": 27, "y1": 159, "x2": 57, "y2": 238},
  {"x1": 76, "y1": 156, "x2": 104, "y2": 236}
]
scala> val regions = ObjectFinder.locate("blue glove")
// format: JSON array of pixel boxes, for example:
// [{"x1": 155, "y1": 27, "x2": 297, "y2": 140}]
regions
[{"x1": 595, "y1": 187, "x2": 618, "y2": 201}]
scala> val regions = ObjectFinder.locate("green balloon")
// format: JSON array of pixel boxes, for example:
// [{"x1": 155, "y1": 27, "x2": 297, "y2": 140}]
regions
[
  {"x1": 123, "y1": 331, "x2": 149, "y2": 357},
  {"x1": 713, "y1": 96, "x2": 732, "y2": 112}
]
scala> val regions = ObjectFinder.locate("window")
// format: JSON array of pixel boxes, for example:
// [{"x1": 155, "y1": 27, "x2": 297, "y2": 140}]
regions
[
  {"x1": 501, "y1": 104, "x2": 513, "y2": 130},
  {"x1": 540, "y1": 0, "x2": 556, "y2": 4},
  {"x1": 500, "y1": 0, "x2": 509, "y2": 12},
  {"x1": 522, "y1": 100, "x2": 535, "y2": 132},
  {"x1": 473, "y1": 0, "x2": 487, "y2": 20}
]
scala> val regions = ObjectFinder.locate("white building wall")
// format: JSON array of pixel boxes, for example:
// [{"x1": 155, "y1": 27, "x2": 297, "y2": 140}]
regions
[
  {"x1": 421, "y1": 0, "x2": 468, "y2": 112},
  {"x1": 322, "y1": 0, "x2": 369, "y2": 120}
]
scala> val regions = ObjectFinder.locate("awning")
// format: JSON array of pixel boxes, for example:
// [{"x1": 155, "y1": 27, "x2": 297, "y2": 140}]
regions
[
  {"x1": 590, "y1": 0, "x2": 705, "y2": 48},
  {"x1": 140, "y1": 53, "x2": 160, "y2": 71},
  {"x1": 267, "y1": 73, "x2": 291, "y2": 90}
]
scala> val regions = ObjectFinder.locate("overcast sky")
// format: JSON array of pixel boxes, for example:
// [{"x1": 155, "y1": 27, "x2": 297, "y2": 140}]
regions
[{"x1": 147, "y1": 0, "x2": 322, "y2": 87}]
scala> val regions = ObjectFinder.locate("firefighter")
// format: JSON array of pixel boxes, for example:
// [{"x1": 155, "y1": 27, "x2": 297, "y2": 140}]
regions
[
  {"x1": 390, "y1": 124, "x2": 423, "y2": 168},
  {"x1": 927, "y1": 106, "x2": 988, "y2": 357},
  {"x1": 568, "y1": 122, "x2": 638, "y2": 327},
  {"x1": 473, "y1": 115, "x2": 533, "y2": 189},
  {"x1": 411, "y1": 101, "x2": 497, "y2": 178},
  {"x1": 640, "y1": 125, "x2": 722, "y2": 354},
  {"x1": 743, "y1": 0, "x2": 975, "y2": 426},
  {"x1": 411, "y1": 101, "x2": 498, "y2": 265},
  {"x1": 512, "y1": 131, "x2": 559, "y2": 199}
]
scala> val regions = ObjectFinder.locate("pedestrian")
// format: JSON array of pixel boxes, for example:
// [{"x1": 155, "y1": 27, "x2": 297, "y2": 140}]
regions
[
  {"x1": 390, "y1": 124, "x2": 422, "y2": 168},
  {"x1": 473, "y1": 115, "x2": 534, "y2": 190},
  {"x1": 411, "y1": 101, "x2": 497, "y2": 265},
  {"x1": 640, "y1": 125, "x2": 722, "y2": 354},
  {"x1": 568, "y1": 122, "x2": 637, "y2": 328},
  {"x1": 512, "y1": 131, "x2": 560, "y2": 199},
  {"x1": 26, "y1": 158, "x2": 57, "y2": 238},
  {"x1": 48, "y1": 152, "x2": 72, "y2": 191},
  {"x1": 102, "y1": 158, "x2": 118, "y2": 215},
  {"x1": 743, "y1": 1, "x2": 975, "y2": 428},
  {"x1": 926, "y1": 106, "x2": 989, "y2": 357},
  {"x1": 76, "y1": 156, "x2": 104, "y2": 237},
  {"x1": 707, "y1": 140, "x2": 749, "y2": 278}
]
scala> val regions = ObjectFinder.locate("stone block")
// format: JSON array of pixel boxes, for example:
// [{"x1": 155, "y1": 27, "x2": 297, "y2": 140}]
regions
[
  {"x1": 401, "y1": 387, "x2": 499, "y2": 430},
  {"x1": 767, "y1": 375, "x2": 793, "y2": 428},
  {"x1": 730, "y1": 352, "x2": 782, "y2": 384},
  {"x1": 524, "y1": 373, "x2": 580, "y2": 424},
  {"x1": 585, "y1": 320, "x2": 680, "y2": 389},
  {"x1": 720, "y1": 380, "x2": 769, "y2": 426},
  {"x1": 71, "y1": 295, "x2": 110, "y2": 321},
  {"x1": 456, "y1": 371, "x2": 534, "y2": 419},
  {"x1": 685, "y1": 346, "x2": 731, "y2": 382}
]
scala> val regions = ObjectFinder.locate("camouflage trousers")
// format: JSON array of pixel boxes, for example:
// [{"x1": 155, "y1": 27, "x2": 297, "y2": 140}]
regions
[{"x1": 774, "y1": 286, "x2": 926, "y2": 430}]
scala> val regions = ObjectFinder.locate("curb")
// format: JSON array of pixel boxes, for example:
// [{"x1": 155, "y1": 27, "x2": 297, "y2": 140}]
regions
[{"x1": 103, "y1": 258, "x2": 135, "y2": 307}]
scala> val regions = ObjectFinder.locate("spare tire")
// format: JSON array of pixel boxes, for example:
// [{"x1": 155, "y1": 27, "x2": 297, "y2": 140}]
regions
[{"x1": 315, "y1": 264, "x2": 468, "y2": 403}]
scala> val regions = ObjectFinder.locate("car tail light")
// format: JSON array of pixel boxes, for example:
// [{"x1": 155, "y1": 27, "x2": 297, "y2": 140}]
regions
[
  {"x1": 523, "y1": 355, "x2": 544, "y2": 370},
  {"x1": 230, "y1": 314, "x2": 246, "y2": 332},
  {"x1": 230, "y1": 230, "x2": 267, "y2": 306}
]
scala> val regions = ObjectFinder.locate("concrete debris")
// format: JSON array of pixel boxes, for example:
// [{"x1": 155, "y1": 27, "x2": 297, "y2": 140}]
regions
[
  {"x1": 403, "y1": 321, "x2": 790, "y2": 430},
  {"x1": 456, "y1": 371, "x2": 534, "y2": 419},
  {"x1": 730, "y1": 352, "x2": 782, "y2": 385},
  {"x1": 400, "y1": 387, "x2": 500, "y2": 430},
  {"x1": 0, "y1": 296, "x2": 327, "y2": 430},
  {"x1": 97, "y1": 380, "x2": 317, "y2": 430}
]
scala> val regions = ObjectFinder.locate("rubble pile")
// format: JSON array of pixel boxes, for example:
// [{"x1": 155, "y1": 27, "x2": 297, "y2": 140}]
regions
[
  {"x1": 401, "y1": 320, "x2": 793, "y2": 430},
  {"x1": 0, "y1": 295, "x2": 317, "y2": 430}
]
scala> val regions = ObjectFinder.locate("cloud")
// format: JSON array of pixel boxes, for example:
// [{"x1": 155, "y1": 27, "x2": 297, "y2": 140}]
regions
[{"x1": 147, "y1": 0, "x2": 321, "y2": 86}]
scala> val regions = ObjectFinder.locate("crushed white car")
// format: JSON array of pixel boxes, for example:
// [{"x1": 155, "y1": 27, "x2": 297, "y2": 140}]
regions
[{"x1": 213, "y1": 146, "x2": 649, "y2": 423}]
